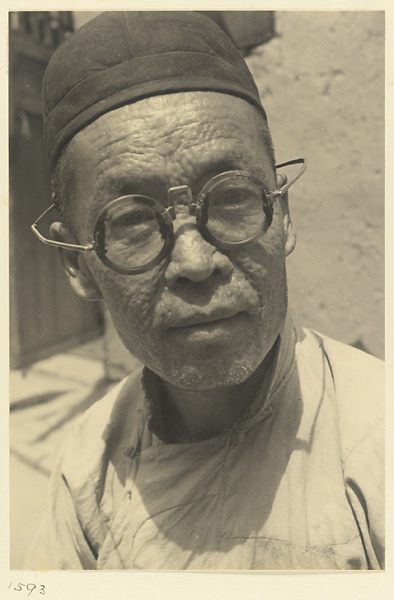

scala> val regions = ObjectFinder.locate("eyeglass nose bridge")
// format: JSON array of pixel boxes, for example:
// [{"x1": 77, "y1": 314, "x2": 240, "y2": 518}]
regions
[{"x1": 167, "y1": 185, "x2": 198, "y2": 218}]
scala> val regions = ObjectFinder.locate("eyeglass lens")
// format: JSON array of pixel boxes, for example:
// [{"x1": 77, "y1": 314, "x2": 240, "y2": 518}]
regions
[
  {"x1": 102, "y1": 199, "x2": 168, "y2": 269},
  {"x1": 204, "y1": 176, "x2": 268, "y2": 243},
  {"x1": 99, "y1": 176, "x2": 270, "y2": 271}
]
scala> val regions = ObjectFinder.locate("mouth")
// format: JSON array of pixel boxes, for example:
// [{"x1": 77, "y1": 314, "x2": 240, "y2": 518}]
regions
[
  {"x1": 166, "y1": 309, "x2": 258, "y2": 344},
  {"x1": 168, "y1": 309, "x2": 246, "y2": 330}
]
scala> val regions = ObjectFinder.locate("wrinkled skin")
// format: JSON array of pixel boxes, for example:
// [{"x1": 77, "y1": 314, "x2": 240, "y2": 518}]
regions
[{"x1": 54, "y1": 92, "x2": 296, "y2": 392}]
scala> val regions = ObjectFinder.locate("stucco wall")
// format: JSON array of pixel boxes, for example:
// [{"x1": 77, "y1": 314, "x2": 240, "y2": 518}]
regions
[{"x1": 247, "y1": 11, "x2": 384, "y2": 358}]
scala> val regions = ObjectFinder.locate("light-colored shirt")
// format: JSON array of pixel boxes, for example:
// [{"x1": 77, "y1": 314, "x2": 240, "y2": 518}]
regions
[{"x1": 25, "y1": 317, "x2": 384, "y2": 570}]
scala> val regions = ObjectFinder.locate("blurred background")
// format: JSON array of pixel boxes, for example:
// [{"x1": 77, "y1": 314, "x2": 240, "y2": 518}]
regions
[{"x1": 9, "y1": 11, "x2": 384, "y2": 568}]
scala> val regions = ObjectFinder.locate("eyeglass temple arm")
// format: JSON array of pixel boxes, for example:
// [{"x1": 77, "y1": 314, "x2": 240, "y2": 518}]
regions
[
  {"x1": 31, "y1": 203, "x2": 94, "y2": 252},
  {"x1": 274, "y1": 158, "x2": 306, "y2": 197}
]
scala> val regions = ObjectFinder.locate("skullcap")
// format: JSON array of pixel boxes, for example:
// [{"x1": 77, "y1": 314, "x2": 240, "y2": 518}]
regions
[{"x1": 43, "y1": 11, "x2": 266, "y2": 168}]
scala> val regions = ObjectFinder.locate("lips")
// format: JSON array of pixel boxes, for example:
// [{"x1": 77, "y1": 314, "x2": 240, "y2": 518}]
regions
[
  {"x1": 155, "y1": 279, "x2": 261, "y2": 332},
  {"x1": 167, "y1": 307, "x2": 255, "y2": 329}
]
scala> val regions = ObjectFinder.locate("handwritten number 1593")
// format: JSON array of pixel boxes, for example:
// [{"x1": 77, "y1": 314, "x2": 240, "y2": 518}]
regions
[{"x1": 8, "y1": 582, "x2": 45, "y2": 596}]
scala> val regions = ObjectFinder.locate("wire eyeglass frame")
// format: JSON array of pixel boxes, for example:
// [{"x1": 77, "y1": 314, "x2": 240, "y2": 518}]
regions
[{"x1": 31, "y1": 157, "x2": 306, "y2": 275}]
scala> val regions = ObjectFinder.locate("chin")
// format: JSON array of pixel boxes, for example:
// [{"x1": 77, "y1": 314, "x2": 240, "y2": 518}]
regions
[{"x1": 151, "y1": 350, "x2": 265, "y2": 391}]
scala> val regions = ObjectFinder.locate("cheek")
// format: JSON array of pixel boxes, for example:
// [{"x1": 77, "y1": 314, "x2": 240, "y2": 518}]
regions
[
  {"x1": 88, "y1": 257, "x2": 166, "y2": 329},
  {"x1": 230, "y1": 219, "x2": 287, "y2": 297}
]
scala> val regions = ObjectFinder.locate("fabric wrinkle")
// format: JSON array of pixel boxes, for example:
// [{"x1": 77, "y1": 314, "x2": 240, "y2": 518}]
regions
[{"x1": 24, "y1": 315, "x2": 384, "y2": 570}]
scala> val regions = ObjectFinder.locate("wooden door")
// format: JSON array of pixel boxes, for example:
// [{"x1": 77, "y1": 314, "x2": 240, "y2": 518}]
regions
[{"x1": 10, "y1": 12, "x2": 104, "y2": 369}]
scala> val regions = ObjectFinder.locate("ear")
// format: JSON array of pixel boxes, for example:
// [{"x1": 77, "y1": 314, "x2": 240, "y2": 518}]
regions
[
  {"x1": 277, "y1": 181, "x2": 296, "y2": 257},
  {"x1": 50, "y1": 222, "x2": 103, "y2": 301}
]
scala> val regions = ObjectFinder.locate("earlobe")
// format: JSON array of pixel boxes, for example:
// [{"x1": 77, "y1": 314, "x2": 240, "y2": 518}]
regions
[
  {"x1": 50, "y1": 222, "x2": 103, "y2": 301},
  {"x1": 276, "y1": 173, "x2": 287, "y2": 188},
  {"x1": 284, "y1": 219, "x2": 297, "y2": 256},
  {"x1": 279, "y1": 193, "x2": 297, "y2": 257}
]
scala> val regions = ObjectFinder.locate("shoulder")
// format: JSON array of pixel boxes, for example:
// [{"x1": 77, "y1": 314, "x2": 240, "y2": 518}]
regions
[
  {"x1": 314, "y1": 327, "x2": 382, "y2": 375},
  {"x1": 298, "y1": 329, "x2": 385, "y2": 565},
  {"x1": 71, "y1": 366, "x2": 144, "y2": 437},
  {"x1": 297, "y1": 326, "x2": 384, "y2": 459},
  {"x1": 60, "y1": 366, "x2": 145, "y2": 484},
  {"x1": 307, "y1": 328, "x2": 383, "y2": 413}
]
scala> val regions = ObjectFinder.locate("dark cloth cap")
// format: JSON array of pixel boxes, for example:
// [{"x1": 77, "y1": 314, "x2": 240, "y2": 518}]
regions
[{"x1": 43, "y1": 11, "x2": 266, "y2": 168}]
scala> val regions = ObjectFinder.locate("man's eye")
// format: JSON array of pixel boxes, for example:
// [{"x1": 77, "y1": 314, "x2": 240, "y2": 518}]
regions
[
  {"x1": 115, "y1": 208, "x2": 154, "y2": 227},
  {"x1": 223, "y1": 191, "x2": 246, "y2": 208}
]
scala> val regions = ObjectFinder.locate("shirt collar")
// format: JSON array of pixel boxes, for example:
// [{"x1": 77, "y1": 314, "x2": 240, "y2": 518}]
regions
[
  {"x1": 229, "y1": 312, "x2": 296, "y2": 433},
  {"x1": 141, "y1": 312, "x2": 296, "y2": 441}
]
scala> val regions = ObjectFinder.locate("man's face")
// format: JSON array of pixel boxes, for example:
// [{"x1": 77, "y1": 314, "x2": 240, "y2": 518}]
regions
[{"x1": 66, "y1": 92, "x2": 293, "y2": 390}]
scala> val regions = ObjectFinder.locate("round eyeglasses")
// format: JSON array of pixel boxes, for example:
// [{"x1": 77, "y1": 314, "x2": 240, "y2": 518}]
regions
[{"x1": 31, "y1": 158, "x2": 306, "y2": 275}]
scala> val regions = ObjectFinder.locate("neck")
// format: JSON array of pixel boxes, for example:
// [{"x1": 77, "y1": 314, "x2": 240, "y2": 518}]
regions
[{"x1": 158, "y1": 341, "x2": 278, "y2": 443}]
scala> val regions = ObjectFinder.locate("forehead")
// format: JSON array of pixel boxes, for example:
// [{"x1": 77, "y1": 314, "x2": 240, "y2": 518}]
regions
[{"x1": 69, "y1": 92, "x2": 274, "y2": 205}]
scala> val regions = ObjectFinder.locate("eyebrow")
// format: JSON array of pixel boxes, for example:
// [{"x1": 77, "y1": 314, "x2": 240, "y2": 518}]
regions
[
  {"x1": 88, "y1": 149, "x2": 273, "y2": 223},
  {"x1": 100, "y1": 174, "x2": 164, "y2": 199}
]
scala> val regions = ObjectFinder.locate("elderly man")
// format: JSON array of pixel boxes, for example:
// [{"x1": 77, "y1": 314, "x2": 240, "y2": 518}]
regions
[{"x1": 27, "y1": 12, "x2": 384, "y2": 570}]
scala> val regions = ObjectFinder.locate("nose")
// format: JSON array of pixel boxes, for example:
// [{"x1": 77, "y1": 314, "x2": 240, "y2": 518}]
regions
[{"x1": 165, "y1": 223, "x2": 233, "y2": 285}]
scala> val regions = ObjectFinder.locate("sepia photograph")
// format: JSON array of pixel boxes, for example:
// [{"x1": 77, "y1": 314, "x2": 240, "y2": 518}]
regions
[{"x1": 8, "y1": 7, "x2": 386, "y2": 582}]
